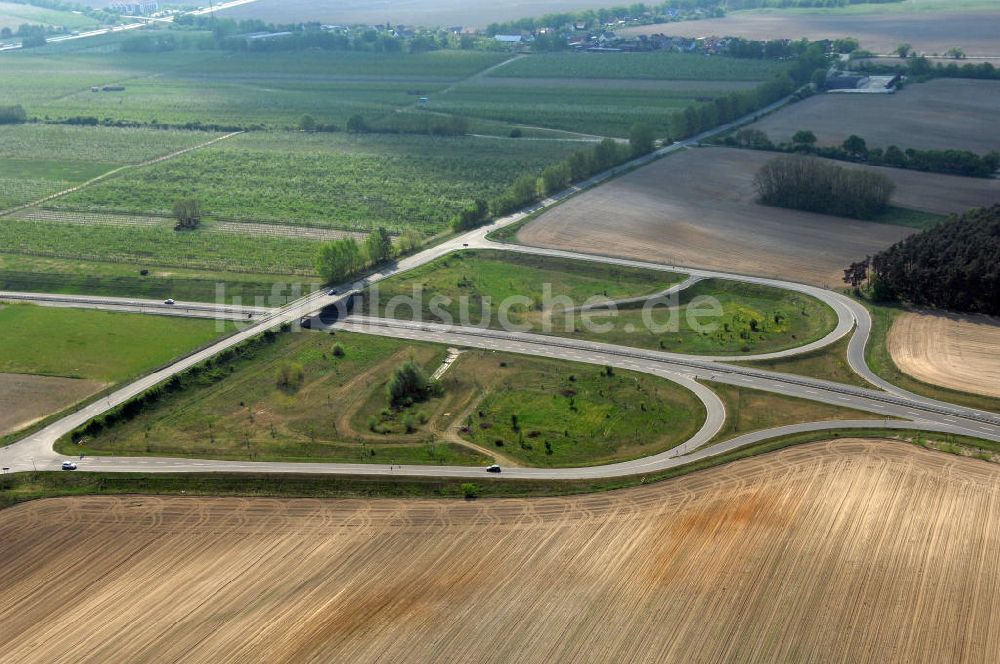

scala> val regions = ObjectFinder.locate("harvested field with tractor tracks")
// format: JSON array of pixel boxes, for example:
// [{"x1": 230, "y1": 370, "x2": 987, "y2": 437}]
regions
[{"x1": 3, "y1": 440, "x2": 1000, "y2": 663}]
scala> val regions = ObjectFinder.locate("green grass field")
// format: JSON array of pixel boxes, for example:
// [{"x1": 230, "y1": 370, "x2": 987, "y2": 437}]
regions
[
  {"x1": 489, "y1": 53, "x2": 790, "y2": 81},
  {"x1": 459, "y1": 351, "x2": 705, "y2": 467},
  {"x1": 0, "y1": 217, "x2": 320, "y2": 276},
  {"x1": 52, "y1": 131, "x2": 584, "y2": 234},
  {"x1": 0, "y1": 254, "x2": 313, "y2": 303},
  {"x1": 0, "y1": 303, "x2": 224, "y2": 383}
]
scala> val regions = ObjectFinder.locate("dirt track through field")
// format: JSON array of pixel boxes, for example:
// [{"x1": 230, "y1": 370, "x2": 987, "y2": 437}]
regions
[
  {"x1": 3, "y1": 439, "x2": 1000, "y2": 663},
  {"x1": 889, "y1": 310, "x2": 1000, "y2": 398},
  {"x1": 519, "y1": 147, "x2": 1000, "y2": 286}
]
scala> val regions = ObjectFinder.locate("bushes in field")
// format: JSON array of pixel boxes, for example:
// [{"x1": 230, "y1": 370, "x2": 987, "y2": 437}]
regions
[
  {"x1": 0, "y1": 105, "x2": 27, "y2": 125},
  {"x1": 861, "y1": 205, "x2": 1000, "y2": 315},
  {"x1": 172, "y1": 198, "x2": 202, "y2": 231},
  {"x1": 754, "y1": 155, "x2": 894, "y2": 220}
]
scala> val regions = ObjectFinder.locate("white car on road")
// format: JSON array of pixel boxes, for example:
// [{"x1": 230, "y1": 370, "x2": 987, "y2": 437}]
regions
[{"x1": 61, "y1": 461, "x2": 78, "y2": 471}]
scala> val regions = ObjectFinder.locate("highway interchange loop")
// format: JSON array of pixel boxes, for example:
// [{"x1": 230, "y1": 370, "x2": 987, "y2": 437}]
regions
[{"x1": 3, "y1": 129, "x2": 998, "y2": 480}]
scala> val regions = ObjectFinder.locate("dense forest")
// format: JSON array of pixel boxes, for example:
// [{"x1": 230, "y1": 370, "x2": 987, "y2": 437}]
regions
[
  {"x1": 868, "y1": 205, "x2": 1000, "y2": 315},
  {"x1": 754, "y1": 155, "x2": 895, "y2": 219}
]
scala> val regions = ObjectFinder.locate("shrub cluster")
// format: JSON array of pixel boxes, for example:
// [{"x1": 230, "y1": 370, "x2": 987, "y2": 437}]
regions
[
  {"x1": 754, "y1": 155, "x2": 895, "y2": 219},
  {"x1": 869, "y1": 205, "x2": 1000, "y2": 315},
  {"x1": 387, "y1": 361, "x2": 441, "y2": 408}
]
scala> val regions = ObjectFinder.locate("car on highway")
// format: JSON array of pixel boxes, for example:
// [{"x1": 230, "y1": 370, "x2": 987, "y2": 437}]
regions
[
  {"x1": 486, "y1": 464, "x2": 502, "y2": 473},
  {"x1": 328, "y1": 289, "x2": 338, "y2": 296},
  {"x1": 164, "y1": 298, "x2": 175, "y2": 305},
  {"x1": 61, "y1": 461, "x2": 78, "y2": 471}
]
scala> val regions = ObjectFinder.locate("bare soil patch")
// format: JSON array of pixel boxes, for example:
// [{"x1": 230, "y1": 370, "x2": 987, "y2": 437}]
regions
[
  {"x1": 745, "y1": 79, "x2": 1000, "y2": 153},
  {"x1": 3, "y1": 440, "x2": 1000, "y2": 663},
  {"x1": 0, "y1": 373, "x2": 103, "y2": 436},
  {"x1": 623, "y1": 9, "x2": 1000, "y2": 57},
  {"x1": 889, "y1": 309, "x2": 1000, "y2": 398},
  {"x1": 520, "y1": 147, "x2": 999, "y2": 286}
]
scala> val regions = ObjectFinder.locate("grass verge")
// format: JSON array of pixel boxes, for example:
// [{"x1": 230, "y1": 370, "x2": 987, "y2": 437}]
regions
[
  {"x1": 736, "y1": 331, "x2": 869, "y2": 387},
  {"x1": 4, "y1": 428, "x2": 995, "y2": 510},
  {"x1": 703, "y1": 380, "x2": 879, "y2": 445}
]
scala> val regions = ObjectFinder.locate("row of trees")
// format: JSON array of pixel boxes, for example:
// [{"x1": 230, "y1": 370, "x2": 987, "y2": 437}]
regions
[
  {"x1": 849, "y1": 205, "x2": 1000, "y2": 315},
  {"x1": 754, "y1": 155, "x2": 895, "y2": 220},
  {"x1": 726, "y1": 128, "x2": 1000, "y2": 178},
  {"x1": 314, "y1": 227, "x2": 407, "y2": 284},
  {"x1": 300, "y1": 113, "x2": 469, "y2": 137}
]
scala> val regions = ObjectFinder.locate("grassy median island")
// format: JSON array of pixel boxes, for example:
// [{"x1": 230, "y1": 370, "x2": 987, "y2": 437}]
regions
[
  {"x1": 367, "y1": 249, "x2": 683, "y2": 314},
  {"x1": 451, "y1": 351, "x2": 705, "y2": 467},
  {"x1": 703, "y1": 381, "x2": 880, "y2": 447},
  {"x1": 59, "y1": 330, "x2": 707, "y2": 468},
  {"x1": 61, "y1": 330, "x2": 488, "y2": 466},
  {"x1": 369, "y1": 252, "x2": 836, "y2": 356}
]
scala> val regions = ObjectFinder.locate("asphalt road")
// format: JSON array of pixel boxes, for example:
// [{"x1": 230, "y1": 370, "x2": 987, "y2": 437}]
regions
[
  {"x1": 4, "y1": 92, "x2": 997, "y2": 479},
  {"x1": 0, "y1": 292, "x2": 272, "y2": 322}
]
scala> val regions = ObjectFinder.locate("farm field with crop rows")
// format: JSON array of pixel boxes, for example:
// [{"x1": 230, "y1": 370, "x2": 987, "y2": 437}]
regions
[
  {"x1": 2, "y1": 49, "x2": 511, "y2": 128},
  {"x1": 489, "y1": 52, "x2": 790, "y2": 81},
  {"x1": 0, "y1": 124, "x2": 223, "y2": 211},
  {"x1": 52, "y1": 131, "x2": 584, "y2": 235}
]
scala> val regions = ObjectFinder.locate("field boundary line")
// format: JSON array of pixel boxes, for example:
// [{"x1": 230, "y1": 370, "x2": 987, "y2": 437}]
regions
[{"x1": 0, "y1": 130, "x2": 244, "y2": 219}]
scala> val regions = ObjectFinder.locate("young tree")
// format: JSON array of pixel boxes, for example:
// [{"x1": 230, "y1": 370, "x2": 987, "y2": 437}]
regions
[
  {"x1": 314, "y1": 238, "x2": 364, "y2": 284},
  {"x1": 842, "y1": 135, "x2": 868, "y2": 160},
  {"x1": 791, "y1": 130, "x2": 817, "y2": 151},
  {"x1": 365, "y1": 227, "x2": 394, "y2": 264},
  {"x1": 172, "y1": 198, "x2": 202, "y2": 231},
  {"x1": 298, "y1": 114, "x2": 317, "y2": 132},
  {"x1": 894, "y1": 43, "x2": 912, "y2": 58},
  {"x1": 629, "y1": 122, "x2": 655, "y2": 156}
]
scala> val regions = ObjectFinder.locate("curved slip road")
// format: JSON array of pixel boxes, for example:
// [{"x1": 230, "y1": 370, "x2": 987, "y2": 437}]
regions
[{"x1": 3, "y1": 96, "x2": 998, "y2": 479}]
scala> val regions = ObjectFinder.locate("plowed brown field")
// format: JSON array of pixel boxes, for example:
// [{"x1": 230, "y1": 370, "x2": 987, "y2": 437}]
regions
[
  {"x1": 3, "y1": 439, "x2": 1000, "y2": 663},
  {"x1": 745, "y1": 79, "x2": 1000, "y2": 153},
  {"x1": 889, "y1": 310, "x2": 1000, "y2": 398},
  {"x1": 622, "y1": 9, "x2": 1000, "y2": 57},
  {"x1": 519, "y1": 147, "x2": 1000, "y2": 286}
]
